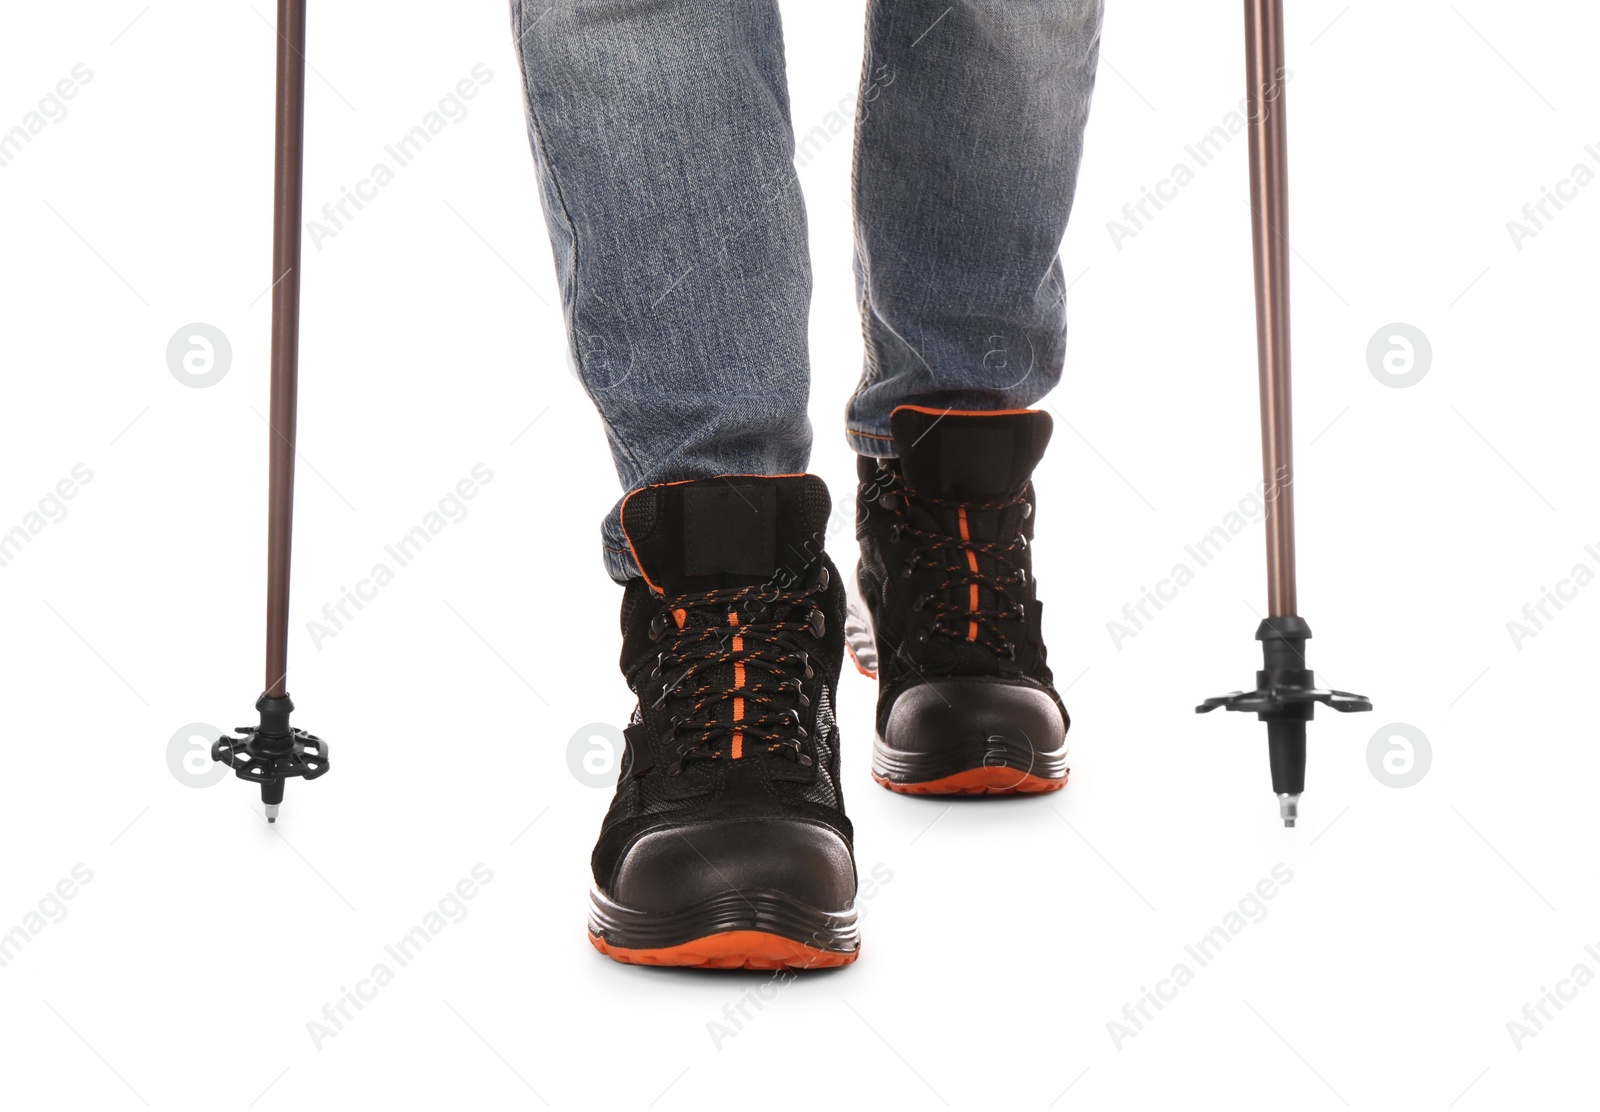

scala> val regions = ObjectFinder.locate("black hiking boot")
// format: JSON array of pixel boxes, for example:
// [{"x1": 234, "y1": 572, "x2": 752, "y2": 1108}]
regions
[
  {"x1": 587, "y1": 475, "x2": 860, "y2": 969},
  {"x1": 847, "y1": 406, "x2": 1070, "y2": 795}
]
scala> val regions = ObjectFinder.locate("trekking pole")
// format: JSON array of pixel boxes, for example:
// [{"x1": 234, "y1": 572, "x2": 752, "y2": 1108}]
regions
[
  {"x1": 1196, "y1": 0, "x2": 1369, "y2": 826},
  {"x1": 211, "y1": 0, "x2": 330, "y2": 822}
]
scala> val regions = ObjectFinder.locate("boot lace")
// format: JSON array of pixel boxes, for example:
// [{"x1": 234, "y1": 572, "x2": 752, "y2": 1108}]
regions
[
  {"x1": 642, "y1": 570, "x2": 830, "y2": 773},
  {"x1": 881, "y1": 469, "x2": 1030, "y2": 659}
]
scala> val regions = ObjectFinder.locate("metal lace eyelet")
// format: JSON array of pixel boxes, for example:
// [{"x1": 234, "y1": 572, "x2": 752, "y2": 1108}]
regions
[
  {"x1": 1020, "y1": 502, "x2": 1033, "y2": 519},
  {"x1": 816, "y1": 565, "x2": 830, "y2": 591},
  {"x1": 648, "y1": 612, "x2": 668, "y2": 641},
  {"x1": 782, "y1": 678, "x2": 812, "y2": 708},
  {"x1": 808, "y1": 608, "x2": 826, "y2": 637}
]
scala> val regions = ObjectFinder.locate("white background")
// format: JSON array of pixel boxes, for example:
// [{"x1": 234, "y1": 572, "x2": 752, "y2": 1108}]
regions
[{"x1": 2, "y1": 2, "x2": 1597, "y2": 1109}]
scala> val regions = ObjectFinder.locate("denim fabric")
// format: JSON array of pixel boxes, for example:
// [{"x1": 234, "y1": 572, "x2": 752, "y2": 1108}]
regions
[{"x1": 509, "y1": 1, "x2": 1102, "y2": 581}]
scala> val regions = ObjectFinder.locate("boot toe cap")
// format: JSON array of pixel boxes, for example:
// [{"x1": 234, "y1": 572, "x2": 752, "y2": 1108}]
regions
[
  {"x1": 609, "y1": 818, "x2": 857, "y2": 914},
  {"x1": 879, "y1": 679, "x2": 1069, "y2": 782}
]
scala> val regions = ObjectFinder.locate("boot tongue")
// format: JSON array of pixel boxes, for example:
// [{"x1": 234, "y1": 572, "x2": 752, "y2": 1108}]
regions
[
  {"x1": 620, "y1": 475, "x2": 832, "y2": 596},
  {"x1": 888, "y1": 407, "x2": 1053, "y2": 498}
]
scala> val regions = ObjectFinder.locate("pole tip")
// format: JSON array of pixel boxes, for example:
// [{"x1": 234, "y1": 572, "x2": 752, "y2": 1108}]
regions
[{"x1": 1277, "y1": 792, "x2": 1299, "y2": 828}]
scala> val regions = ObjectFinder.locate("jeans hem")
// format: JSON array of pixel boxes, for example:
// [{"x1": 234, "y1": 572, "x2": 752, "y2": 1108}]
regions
[
  {"x1": 847, "y1": 426, "x2": 898, "y2": 458},
  {"x1": 602, "y1": 541, "x2": 639, "y2": 584}
]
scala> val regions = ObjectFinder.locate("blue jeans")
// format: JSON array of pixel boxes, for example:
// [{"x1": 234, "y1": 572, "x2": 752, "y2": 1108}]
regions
[{"x1": 509, "y1": 0, "x2": 1103, "y2": 580}]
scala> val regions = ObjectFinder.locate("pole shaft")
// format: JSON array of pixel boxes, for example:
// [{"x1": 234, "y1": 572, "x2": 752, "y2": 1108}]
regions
[
  {"x1": 1243, "y1": 0, "x2": 1297, "y2": 617},
  {"x1": 265, "y1": 0, "x2": 308, "y2": 697}
]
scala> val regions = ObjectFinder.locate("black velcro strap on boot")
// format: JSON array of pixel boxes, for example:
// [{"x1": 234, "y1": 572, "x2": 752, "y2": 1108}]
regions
[
  {"x1": 888, "y1": 407, "x2": 1053, "y2": 497},
  {"x1": 683, "y1": 483, "x2": 776, "y2": 577},
  {"x1": 938, "y1": 426, "x2": 1015, "y2": 494},
  {"x1": 620, "y1": 474, "x2": 833, "y2": 595}
]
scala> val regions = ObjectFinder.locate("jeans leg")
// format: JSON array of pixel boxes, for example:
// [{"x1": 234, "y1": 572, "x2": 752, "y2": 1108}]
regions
[
  {"x1": 508, "y1": 0, "x2": 813, "y2": 580},
  {"x1": 845, "y1": 0, "x2": 1103, "y2": 456}
]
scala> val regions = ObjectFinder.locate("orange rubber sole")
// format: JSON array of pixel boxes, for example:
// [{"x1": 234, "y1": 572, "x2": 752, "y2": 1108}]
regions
[
  {"x1": 845, "y1": 639, "x2": 878, "y2": 680},
  {"x1": 872, "y1": 766, "x2": 1067, "y2": 796},
  {"x1": 589, "y1": 930, "x2": 859, "y2": 970}
]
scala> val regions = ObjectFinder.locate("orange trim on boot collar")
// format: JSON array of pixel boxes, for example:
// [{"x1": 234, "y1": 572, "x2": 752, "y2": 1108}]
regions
[{"x1": 891, "y1": 404, "x2": 1042, "y2": 419}]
